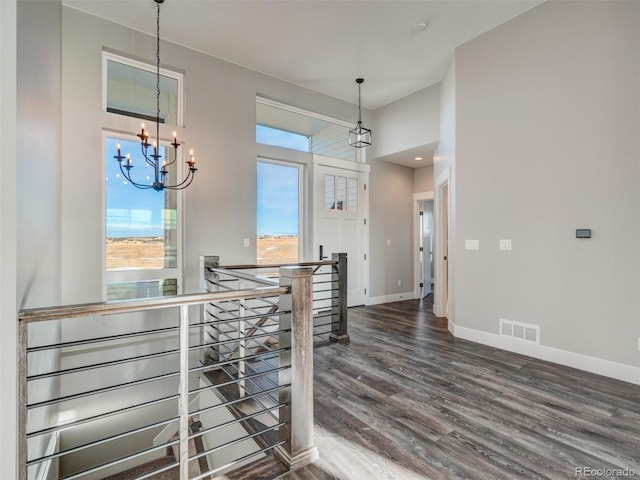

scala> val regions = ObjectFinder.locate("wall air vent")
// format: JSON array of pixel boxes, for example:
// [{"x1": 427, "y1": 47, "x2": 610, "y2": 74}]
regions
[{"x1": 499, "y1": 318, "x2": 540, "y2": 344}]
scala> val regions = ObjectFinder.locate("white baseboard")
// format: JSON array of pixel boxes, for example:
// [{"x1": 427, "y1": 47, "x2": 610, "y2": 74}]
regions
[
  {"x1": 366, "y1": 291, "x2": 415, "y2": 306},
  {"x1": 447, "y1": 318, "x2": 456, "y2": 336},
  {"x1": 454, "y1": 325, "x2": 640, "y2": 386}
]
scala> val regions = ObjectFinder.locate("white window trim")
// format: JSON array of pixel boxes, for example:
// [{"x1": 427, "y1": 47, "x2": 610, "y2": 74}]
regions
[
  {"x1": 102, "y1": 130, "x2": 184, "y2": 300},
  {"x1": 102, "y1": 50, "x2": 185, "y2": 128}
]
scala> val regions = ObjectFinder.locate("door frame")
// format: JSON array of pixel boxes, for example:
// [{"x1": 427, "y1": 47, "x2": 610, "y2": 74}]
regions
[
  {"x1": 433, "y1": 167, "x2": 451, "y2": 319},
  {"x1": 413, "y1": 191, "x2": 434, "y2": 299},
  {"x1": 312, "y1": 154, "x2": 370, "y2": 306}
]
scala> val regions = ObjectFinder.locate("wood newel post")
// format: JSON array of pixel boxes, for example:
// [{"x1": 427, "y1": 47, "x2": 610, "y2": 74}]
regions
[
  {"x1": 200, "y1": 255, "x2": 220, "y2": 363},
  {"x1": 330, "y1": 252, "x2": 349, "y2": 343},
  {"x1": 18, "y1": 320, "x2": 27, "y2": 480},
  {"x1": 277, "y1": 266, "x2": 319, "y2": 471}
]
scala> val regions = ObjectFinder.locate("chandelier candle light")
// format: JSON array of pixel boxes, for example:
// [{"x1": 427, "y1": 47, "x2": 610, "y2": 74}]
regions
[
  {"x1": 114, "y1": 0, "x2": 197, "y2": 191},
  {"x1": 348, "y1": 78, "x2": 372, "y2": 148}
]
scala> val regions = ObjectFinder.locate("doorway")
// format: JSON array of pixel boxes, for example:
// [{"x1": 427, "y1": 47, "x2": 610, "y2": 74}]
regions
[
  {"x1": 433, "y1": 169, "x2": 450, "y2": 319},
  {"x1": 413, "y1": 192, "x2": 434, "y2": 300},
  {"x1": 312, "y1": 155, "x2": 369, "y2": 307}
]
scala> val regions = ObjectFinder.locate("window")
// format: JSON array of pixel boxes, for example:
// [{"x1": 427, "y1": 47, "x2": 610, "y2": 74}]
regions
[
  {"x1": 102, "y1": 52, "x2": 184, "y2": 301},
  {"x1": 256, "y1": 97, "x2": 362, "y2": 162},
  {"x1": 324, "y1": 174, "x2": 358, "y2": 212},
  {"x1": 104, "y1": 135, "x2": 180, "y2": 300},
  {"x1": 257, "y1": 161, "x2": 301, "y2": 264},
  {"x1": 103, "y1": 51, "x2": 183, "y2": 126},
  {"x1": 256, "y1": 125, "x2": 309, "y2": 152}
]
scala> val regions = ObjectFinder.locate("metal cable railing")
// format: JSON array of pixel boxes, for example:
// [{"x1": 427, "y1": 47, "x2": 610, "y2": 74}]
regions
[
  {"x1": 18, "y1": 267, "x2": 317, "y2": 480},
  {"x1": 202, "y1": 252, "x2": 349, "y2": 345}
]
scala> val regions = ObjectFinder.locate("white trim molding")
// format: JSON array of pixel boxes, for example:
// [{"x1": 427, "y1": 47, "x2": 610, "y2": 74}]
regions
[
  {"x1": 454, "y1": 325, "x2": 640, "y2": 386},
  {"x1": 367, "y1": 292, "x2": 415, "y2": 306}
]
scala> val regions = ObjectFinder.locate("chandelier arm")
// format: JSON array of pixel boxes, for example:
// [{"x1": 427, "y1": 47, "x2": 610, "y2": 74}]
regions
[
  {"x1": 118, "y1": 161, "x2": 153, "y2": 190},
  {"x1": 162, "y1": 168, "x2": 196, "y2": 190}
]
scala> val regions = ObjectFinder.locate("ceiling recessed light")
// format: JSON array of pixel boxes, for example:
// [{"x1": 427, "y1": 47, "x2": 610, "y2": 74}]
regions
[
  {"x1": 415, "y1": 156, "x2": 423, "y2": 161},
  {"x1": 413, "y1": 20, "x2": 429, "y2": 33}
]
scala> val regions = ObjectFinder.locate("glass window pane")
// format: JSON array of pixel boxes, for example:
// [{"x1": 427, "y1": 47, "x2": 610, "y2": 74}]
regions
[
  {"x1": 348, "y1": 178, "x2": 358, "y2": 212},
  {"x1": 256, "y1": 125, "x2": 310, "y2": 152},
  {"x1": 257, "y1": 161, "x2": 299, "y2": 264},
  {"x1": 105, "y1": 137, "x2": 177, "y2": 270},
  {"x1": 106, "y1": 59, "x2": 179, "y2": 126},
  {"x1": 324, "y1": 175, "x2": 335, "y2": 210},
  {"x1": 107, "y1": 279, "x2": 178, "y2": 301},
  {"x1": 335, "y1": 176, "x2": 347, "y2": 211}
]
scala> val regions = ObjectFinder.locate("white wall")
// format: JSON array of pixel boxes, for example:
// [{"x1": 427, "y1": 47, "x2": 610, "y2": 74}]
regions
[
  {"x1": 414, "y1": 165, "x2": 434, "y2": 193},
  {"x1": 454, "y1": 1, "x2": 640, "y2": 373},
  {"x1": 0, "y1": 1, "x2": 18, "y2": 478},
  {"x1": 433, "y1": 58, "x2": 456, "y2": 321},
  {"x1": 372, "y1": 83, "x2": 440, "y2": 159},
  {"x1": 369, "y1": 161, "x2": 415, "y2": 299}
]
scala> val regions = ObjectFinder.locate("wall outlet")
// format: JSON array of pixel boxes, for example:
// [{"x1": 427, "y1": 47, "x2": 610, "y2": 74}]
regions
[
  {"x1": 499, "y1": 239, "x2": 512, "y2": 251},
  {"x1": 243, "y1": 238, "x2": 250, "y2": 247},
  {"x1": 397, "y1": 279, "x2": 402, "y2": 287},
  {"x1": 465, "y1": 239, "x2": 480, "y2": 250},
  {"x1": 386, "y1": 239, "x2": 391, "y2": 247}
]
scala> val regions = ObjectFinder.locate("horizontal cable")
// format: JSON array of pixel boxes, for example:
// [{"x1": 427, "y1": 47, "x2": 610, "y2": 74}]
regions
[
  {"x1": 210, "y1": 268, "x2": 280, "y2": 286},
  {"x1": 189, "y1": 365, "x2": 288, "y2": 397},
  {"x1": 189, "y1": 347, "x2": 289, "y2": 375},
  {"x1": 27, "y1": 348, "x2": 179, "y2": 381},
  {"x1": 27, "y1": 393, "x2": 178, "y2": 438},
  {"x1": 190, "y1": 384, "x2": 288, "y2": 417},
  {"x1": 314, "y1": 312, "x2": 334, "y2": 320},
  {"x1": 58, "y1": 437, "x2": 179, "y2": 480},
  {"x1": 189, "y1": 328, "x2": 290, "y2": 353},
  {"x1": 191, "y1": 309, "x2": 285, "y2": 330},
  {"x1": 26, "y1": 325, "x2": 179, "y2": 353},
  {"x1": 28, "y1": 370, "x2": 179, "y2": 409},
  {"x1": 191, "y1": 440, "x2": 286, "y2": 480},
  {"x1": 190, "y1": 421, "x2": 286, "y2": 463},
  {"x1": 27, "y1": 415, "x2": 178, "y2": 466},
  {"x1": 220, "y1": 260, "x2": 336, "y2": 270},
  {"x1": 188, "y1": 402, "x2": 285, "y2": 441},
  {"x1": 313, "y1": 322, "x2": 336, "y2": 329}
]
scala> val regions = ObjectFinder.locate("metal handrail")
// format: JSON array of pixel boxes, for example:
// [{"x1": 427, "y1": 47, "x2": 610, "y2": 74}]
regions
[{"x1": 18, "y1": 286, "x2": 288, "y2": 323}]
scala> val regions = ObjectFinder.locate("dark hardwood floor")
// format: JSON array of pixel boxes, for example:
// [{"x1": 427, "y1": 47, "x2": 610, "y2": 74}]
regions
[{"x1": 282, "y1": 297, "x2": 640, "y2": 480}]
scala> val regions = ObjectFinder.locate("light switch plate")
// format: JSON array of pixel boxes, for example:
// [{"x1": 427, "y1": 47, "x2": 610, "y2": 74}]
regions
[
  {"x1": 243, "y1": 238, "x2": 250, "y2": 248},
  {"x1": 499, "y1": 239, "x2": 512, "y2": 251},
  {"x1": 465, "y1": 239, "x2": 480, "y2": 250}
]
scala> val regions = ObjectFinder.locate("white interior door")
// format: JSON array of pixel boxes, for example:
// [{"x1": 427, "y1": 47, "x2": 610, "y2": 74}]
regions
[
  {"x1": 421, "y1": 201, "x2": 433, "y2": 297},
  {"x1": 313, "y1": 156, "x2": 369, "y2": 307}
]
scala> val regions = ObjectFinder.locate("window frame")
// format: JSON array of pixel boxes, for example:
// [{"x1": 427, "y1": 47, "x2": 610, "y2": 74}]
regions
[
  {"x1": 256, "y1": 157, "x2": 305, "y2": 264},
  {"x1": 102, "y1": 50, "x2": 185, "y2": 128},
  {"x1": 101, "y1": 130, "x2": 184, "y2": 301}
]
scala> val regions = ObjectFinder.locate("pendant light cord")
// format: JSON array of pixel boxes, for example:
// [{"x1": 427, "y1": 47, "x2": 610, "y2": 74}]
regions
[{"x1": 156, "y1": 0, "x2": 161, "y2": 147}]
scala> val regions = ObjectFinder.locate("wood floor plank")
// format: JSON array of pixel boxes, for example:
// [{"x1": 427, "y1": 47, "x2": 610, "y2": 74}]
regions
[{"x1": 279, "y1": 298, "x2": 640, "y2": 480}]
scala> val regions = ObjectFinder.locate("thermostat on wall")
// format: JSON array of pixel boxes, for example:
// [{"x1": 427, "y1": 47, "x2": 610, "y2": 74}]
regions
[{"x1": 576, "y1": 229, "x2": 591, "y2": 239}]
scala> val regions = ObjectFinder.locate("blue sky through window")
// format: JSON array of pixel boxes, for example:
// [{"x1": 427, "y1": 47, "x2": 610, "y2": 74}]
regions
[
  {"x1": 256, "y1": 125, "x2": 309, "y2": 152},
  {"x1": 257, "y1": 162, "x2": 299, "y2": 236},
  {"x1": 106, "y1": 137, "x2": 169, "y2": 238}
]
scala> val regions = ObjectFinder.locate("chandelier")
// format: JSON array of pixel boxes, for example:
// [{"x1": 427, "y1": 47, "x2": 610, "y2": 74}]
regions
[
  {"x1": 348, "y1": 78, "x2": 372, "y2": 148},
  {"x1": 114, "y1": 0, "x2": 197, "y2": 191}
]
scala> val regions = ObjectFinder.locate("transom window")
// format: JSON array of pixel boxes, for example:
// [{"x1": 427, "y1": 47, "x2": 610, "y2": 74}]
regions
[{"x1": 103, "y1": 51, "x2": 183, "y2": 126}]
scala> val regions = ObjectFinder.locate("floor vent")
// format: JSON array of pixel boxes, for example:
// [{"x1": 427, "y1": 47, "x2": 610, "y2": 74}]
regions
[{"x1": 499, "y1": 318, "x2": 540, "y2": 344}]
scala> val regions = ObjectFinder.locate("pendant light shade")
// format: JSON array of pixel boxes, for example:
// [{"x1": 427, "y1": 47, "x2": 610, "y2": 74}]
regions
[{"x1": 349, "y1": 78, "x2": 372, "y2": 148}]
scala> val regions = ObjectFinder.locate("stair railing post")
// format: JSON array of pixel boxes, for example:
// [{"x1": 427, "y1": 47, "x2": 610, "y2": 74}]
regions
[
  {"x1": 330, "y1": 252, "x2": 349, "y2": 343},
  {"x1": 178, "y1": 304, "x2": 190, "y2": 480},
  {"x1": 200, "y1": 255, "x2": 220, "y2": 364},
  {"x1": 18, "y1": 320, "x2": 27, "y2": 480},
  {"x1": 276, "y1": 266, "x2": 319, "y2": 471}
]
